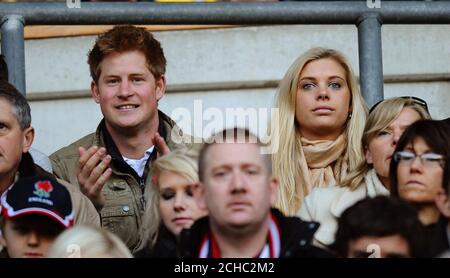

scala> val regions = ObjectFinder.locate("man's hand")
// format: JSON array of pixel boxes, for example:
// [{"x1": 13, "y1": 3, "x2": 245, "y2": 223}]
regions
[
  {"x1": 77, "y1": 146, "x2": 112, "y2": 210},
  {"x1": 152, "y1": 132, "x2": 170, "y2": 157}
]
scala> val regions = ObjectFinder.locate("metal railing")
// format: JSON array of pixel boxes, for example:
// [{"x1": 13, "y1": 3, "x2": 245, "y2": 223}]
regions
[{"x1": 1, "y1": 1, "x2": 450, "y2": 106}]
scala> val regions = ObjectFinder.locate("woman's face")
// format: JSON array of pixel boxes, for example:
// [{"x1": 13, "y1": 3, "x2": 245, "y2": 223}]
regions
[
  {"x1": 397, "y1": 137, "x2": 445, "y2": 204},
  {"x1": 366, "y1": 107, "x2": 422, "y2": 187},
  {"x1": 295, "y1": 58, "x2": 352, "y2": 140},
  {"x1": 158, "y1": 170, "x2": 207, "y2": 236}
]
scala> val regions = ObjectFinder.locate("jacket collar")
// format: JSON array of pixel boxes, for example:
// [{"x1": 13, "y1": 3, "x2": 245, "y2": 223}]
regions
[
  {"x1": 96, "y1": 110, "x2": 169, "y2": 181},
  {"x1": 179, "y1": 208, "x2": 320, "y2": 258},
  {"x1": 18, "y1": 152, "x2": 37, "y2": 177},
  {"x1": 18, "y1": 152, "x2": 53, "y2": 179},
  {"x1": 0, "y1": 152, "x2": 54, "y2": 195}
]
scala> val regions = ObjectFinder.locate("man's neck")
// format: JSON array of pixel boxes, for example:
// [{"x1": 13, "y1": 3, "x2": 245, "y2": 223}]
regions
[
  {"x1": 0, "y1": 171, "x2": 17, "y2": 196},
  {"x1": 105, "y1": 116, "x2": 159, "y2": 159},
  {"x1": 211, "y1": 217, "x2": 270, "y2": 258}
]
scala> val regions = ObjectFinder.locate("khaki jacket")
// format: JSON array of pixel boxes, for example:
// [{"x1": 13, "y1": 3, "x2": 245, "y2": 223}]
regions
[
  {"x1": 58, "y1": 178, "x2": 101, "y2": 227},
  {"x1": 50, "y1": 111, "x2": 192, "y2": 251}
]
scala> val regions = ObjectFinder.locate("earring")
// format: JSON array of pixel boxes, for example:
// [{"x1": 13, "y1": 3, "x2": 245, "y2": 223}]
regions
[{"x1": 348, "y1": 113, "x2": 352, "y2": 119}]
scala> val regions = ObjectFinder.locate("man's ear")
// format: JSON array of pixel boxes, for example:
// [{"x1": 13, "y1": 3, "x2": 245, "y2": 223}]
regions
[
  {"x1": 269, "y1": 176, "x2": 279, "y2": 207},
  {"x1": 91, "y1": 81, "x2": 100, "y2": 104},
  {"x1": 436, "y1": 187, "x2": 450, "y2": 218},
  {"x1": 155, "y1": 75, "x2": 166, "y2": 101},
  {"x1": 22, "y1": 126, "x2": 34, "y2": 154},
  {"x1": 193, "y1": 182, "x2": 207, "y2": 211}
]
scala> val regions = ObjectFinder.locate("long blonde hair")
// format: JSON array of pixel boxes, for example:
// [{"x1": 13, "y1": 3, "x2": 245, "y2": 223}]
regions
[
  {"x1": 47, "y1": 225, "x2": 133, "y2": 258},
  {"x1": 341, "y1": 97, "x2": 431, "y2": 190},
  {"x1": 272, "y1": 47, "x2": 368, "y2": 215},
  {"x1": 136, "y1": 146, "x2": 200, "y2": 252}
]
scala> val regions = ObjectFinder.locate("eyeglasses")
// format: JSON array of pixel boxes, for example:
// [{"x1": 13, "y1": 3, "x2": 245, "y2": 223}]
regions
[
  {"x1": 369, "y1": 96, "x2": 429, "y2": 114},
  {"x1": 394, "y1": 151, "x2": 446, "y2": 168}
]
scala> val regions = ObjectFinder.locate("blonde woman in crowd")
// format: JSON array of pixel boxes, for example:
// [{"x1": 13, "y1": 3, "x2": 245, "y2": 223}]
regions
[
  {"x1": 272, "y1": 47, "x2": 368, "y2": 215},
  {"x1": 134, "y1": 147, "x2": 207, "y2": 257},
  {"x1": 46, "y1": 225, "x2": 132, "y2": 258},
  {"x1": 298, "y1": 97, "x2": 430, "y2": 247}
]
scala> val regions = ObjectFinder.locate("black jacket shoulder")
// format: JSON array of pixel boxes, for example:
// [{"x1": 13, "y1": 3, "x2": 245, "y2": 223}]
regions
[
  {"x1": 179, "y1": 208, "x2": 333, "y2": 258},
  {"x1": 423, "y1": 217, "x2": 450, "y2": 257},
  {"x1": 134, "y1": 225, "x2": 179, "y2": 258}
]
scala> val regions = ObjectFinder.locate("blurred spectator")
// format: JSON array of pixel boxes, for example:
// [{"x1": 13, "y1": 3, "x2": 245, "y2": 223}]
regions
[
  {"x1": 178, "y1": 128, "x2": 330, "y2": 258},
  {"x1": 390, "y1": 119, "x2": 450, "y2": 256},
  {"x1": 47, "y1": 225, "x2": 132, "y2": 258},
  {"x1": 390, "y1": 120, "x2": 450, "y2": 225},
  {"x1": 331, "y1": 196, "x2": 425, "y2": 258},
  {"x1": 134, "y1": 146, "x2": 207, "y2": 257}
]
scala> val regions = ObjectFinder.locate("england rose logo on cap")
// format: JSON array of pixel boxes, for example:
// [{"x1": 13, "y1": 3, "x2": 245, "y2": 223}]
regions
[
  {"x1": 33, "y1": 180, "x2": 54, "y2": 198},
  {"x1": 1, "y1": 176, "x2": 74, "y2": 228}
]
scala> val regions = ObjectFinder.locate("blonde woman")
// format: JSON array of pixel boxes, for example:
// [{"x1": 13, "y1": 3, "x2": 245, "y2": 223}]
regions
[
  {"x1": 298, "y1": 97, "x2": 431, "y2": 247},
  {"x1": 134, "y1": 147, "x2": 207, "y2": 257},
  {"x1": 46, "y1": 225, "x2": 133, "y2": 258},
  {"x1": 272, "y1": 47, "x2": 368, "y2": 215}
]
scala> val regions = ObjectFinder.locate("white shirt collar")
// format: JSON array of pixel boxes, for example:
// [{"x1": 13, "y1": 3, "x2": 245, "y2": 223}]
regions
[{"x1": 122, "y1": 146, "x2": 155, "y2": 177}]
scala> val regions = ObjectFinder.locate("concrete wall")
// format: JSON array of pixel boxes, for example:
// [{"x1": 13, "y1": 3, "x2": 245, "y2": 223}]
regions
[{"x1": 24, "y1": 25, "x2": 450, "y2": 155}]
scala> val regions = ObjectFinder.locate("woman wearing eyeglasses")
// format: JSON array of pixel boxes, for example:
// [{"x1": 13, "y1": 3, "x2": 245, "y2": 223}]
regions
[
  {"x1": 390, "y1": 120, "x2": 450, "y2": 256},
  {"x1": 271, "y1": 48, "x2": 368, "y2": 216},
  {"x1": 298, "y1": 97, "x2": 430, "y2": 247}
]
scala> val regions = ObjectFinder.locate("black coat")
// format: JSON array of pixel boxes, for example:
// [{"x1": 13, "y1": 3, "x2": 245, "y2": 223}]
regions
[
  {"x1": 178, "y1": 208, "x2": 333, "y2": 258},
  {"x1": 18, "y1": 152, "x2": 54, "y2": 179},
  {"x1": 134, "y1": 225, "x2": 178, "y2": 258},
  {"x1": 423, "y1": 217, "x2": 450, "y2": 257}
]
